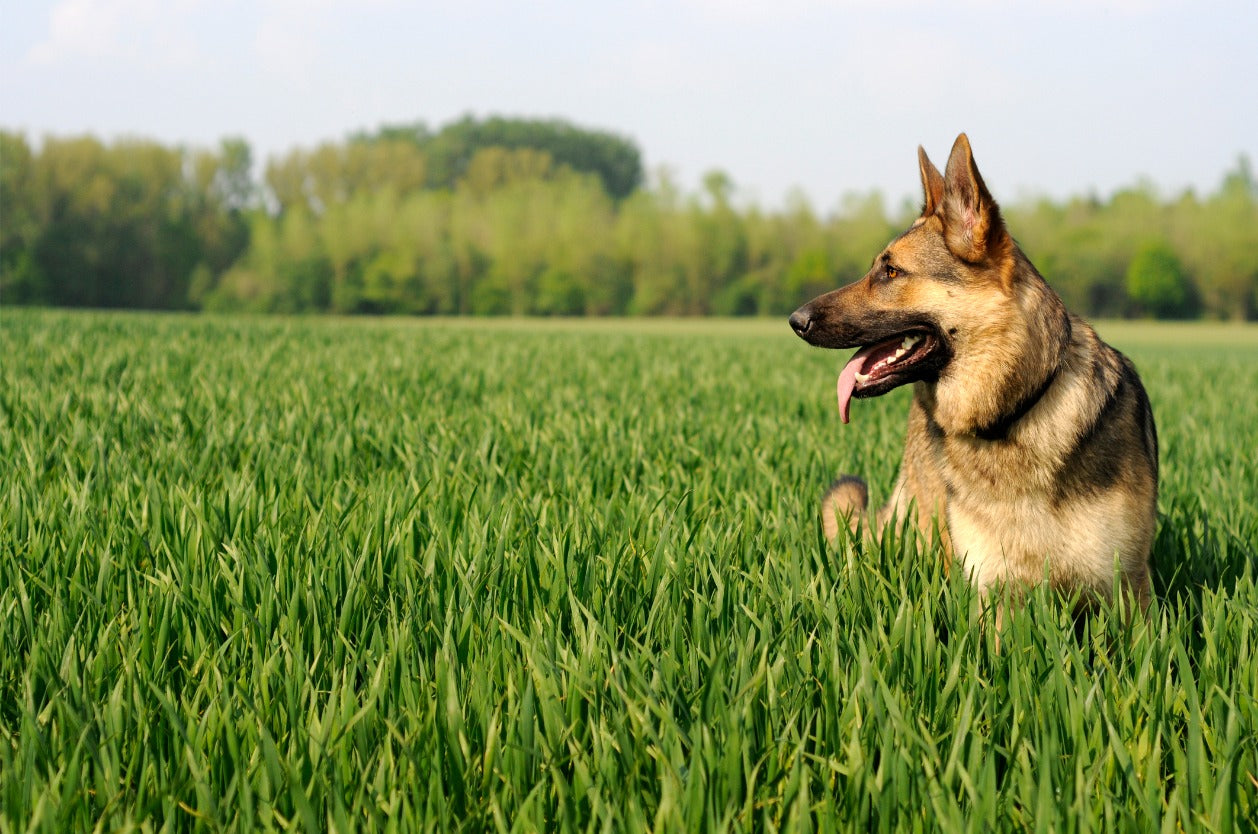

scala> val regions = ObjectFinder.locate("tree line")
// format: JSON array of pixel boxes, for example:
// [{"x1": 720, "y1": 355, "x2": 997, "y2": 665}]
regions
[{"x1": 3, "y1": 117, "x2": 1256, "y2": 319}]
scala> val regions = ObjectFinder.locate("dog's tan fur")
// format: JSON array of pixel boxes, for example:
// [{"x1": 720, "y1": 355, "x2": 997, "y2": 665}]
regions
[{"x1": 793, "y1": 135, "x2": 1158, "y2": 611}]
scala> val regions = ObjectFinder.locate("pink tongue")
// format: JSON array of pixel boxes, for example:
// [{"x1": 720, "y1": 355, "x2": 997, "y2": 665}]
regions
[{"x1": 837, "y1": 346, "x2": 878, "y2": 424}]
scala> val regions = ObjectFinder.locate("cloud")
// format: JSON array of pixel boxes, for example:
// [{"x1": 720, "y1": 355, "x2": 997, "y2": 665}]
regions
[
  {"x1": 27, "y1": 0, "x2": 207, "y2": 67},
  {"x1": 24, "y1": 0, "x2": 405, "y2": 79},
  {"x1": 250, "y1": 1, "x2": 403, "y2": 84}
]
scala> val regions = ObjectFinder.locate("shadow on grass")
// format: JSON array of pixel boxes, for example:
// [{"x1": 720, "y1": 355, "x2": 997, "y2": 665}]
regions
[
  {"x1": 1152, "y1": 498, "x2": 1257, "y2": 644},
  {"x1": 1154, "y1": 501, "x2": 1255, "y2": 598}
]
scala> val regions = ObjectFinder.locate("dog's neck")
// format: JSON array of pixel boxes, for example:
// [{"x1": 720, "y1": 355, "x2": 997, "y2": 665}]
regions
[{"x1": 919, "y1": 253, "x2": 1072, "y2": 439}]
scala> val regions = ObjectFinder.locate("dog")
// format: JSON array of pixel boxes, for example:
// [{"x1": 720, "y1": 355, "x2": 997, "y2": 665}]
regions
[{"x1": 789, "y1": 134, "x2": 1157, "y2": 614}]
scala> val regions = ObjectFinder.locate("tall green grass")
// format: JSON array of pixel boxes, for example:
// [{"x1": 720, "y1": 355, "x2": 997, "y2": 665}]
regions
[{"x1": 1, "y1": 310, "x2": 1255, "y2": 832}]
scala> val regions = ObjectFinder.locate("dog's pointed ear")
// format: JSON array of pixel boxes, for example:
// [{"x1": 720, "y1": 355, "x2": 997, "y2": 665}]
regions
[
  {"x1": 941, "y1": 133, "x2": 1007, "y2": 263},
  {"x1": 918, "y1": 146, "x2": 944, "y2": 218}
]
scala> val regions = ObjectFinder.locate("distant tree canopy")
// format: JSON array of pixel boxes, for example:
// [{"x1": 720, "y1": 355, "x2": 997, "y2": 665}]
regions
[
  {"x1": 1, "y1": 133, "x2": 250, "y2": 309},
  {"x1": 353, "y1": 115, "x2": 644, "y2": 200},
  {"x1": 1126, "y1": 240, "x2": 1197, "y2": 319},
  {"x1": 2, "y1": 119, "x2": 1257, "y2": 319}
]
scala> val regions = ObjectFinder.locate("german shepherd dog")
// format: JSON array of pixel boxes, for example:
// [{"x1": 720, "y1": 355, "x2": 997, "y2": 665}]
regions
[{"x1": 789, "y1": 134, "x2": 1157, "y2": 613}]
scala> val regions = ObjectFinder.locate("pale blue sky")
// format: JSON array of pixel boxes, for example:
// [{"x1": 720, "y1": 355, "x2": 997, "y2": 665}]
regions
[{"x1": 3, "y1": 0, "x2": 1255, "y2": 210}]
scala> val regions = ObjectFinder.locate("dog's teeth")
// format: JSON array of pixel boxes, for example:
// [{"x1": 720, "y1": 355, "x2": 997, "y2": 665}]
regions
[
  {"x1": 855, "y1": 371, "x2": 870, "y2": 384},
  {"x1": 883, "y1": 336, "x2": 920, "y2": 368}
]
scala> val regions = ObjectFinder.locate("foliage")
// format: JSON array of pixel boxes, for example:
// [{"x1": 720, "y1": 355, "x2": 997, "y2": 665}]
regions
[
  {"x1": 1007, "y1": 165, "x2": 1258, "y2": 321},
  {"x1": 419, "y1": 115, "x2": 642, "y2": 200},
  {"x1": 265, "y1": 138, "x2": 429, "y2": 216},
  {"x1": 1, "y1": 311, "x2": 1256, "y2": 831},
  {"x1": 1126, "y1": 240, "x2": 1197, "y2": 318},
  {"x1": 349, "y1": 115, "x2": 643, "y2": 200},
  {"x1": 0, "y1": 134, "x2": 251, "y2": 309},
  {"x1": 2, "y1": 123, "x2": 1257, "y2": 319}
]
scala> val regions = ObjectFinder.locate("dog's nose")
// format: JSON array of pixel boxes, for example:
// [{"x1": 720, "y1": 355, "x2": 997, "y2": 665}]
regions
[{"x1": 789, "y1": 308, "x2": 813, "y2": 336}]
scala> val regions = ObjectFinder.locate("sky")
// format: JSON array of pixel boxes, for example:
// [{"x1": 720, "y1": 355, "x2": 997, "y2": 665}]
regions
[{"x1": 2, "y1": 0, "x2": 1256, "y2": 211}]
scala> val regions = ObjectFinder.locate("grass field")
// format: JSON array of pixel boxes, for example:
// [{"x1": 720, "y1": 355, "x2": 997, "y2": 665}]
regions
[{"x1": 1, "y1": 309, "x2": 1256, "y2": 832}]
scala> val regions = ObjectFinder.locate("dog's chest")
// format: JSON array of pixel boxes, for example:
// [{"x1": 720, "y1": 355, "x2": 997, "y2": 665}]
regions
[{"x1": 936, "y1": 437, "x2": 1122, "y2": 592}]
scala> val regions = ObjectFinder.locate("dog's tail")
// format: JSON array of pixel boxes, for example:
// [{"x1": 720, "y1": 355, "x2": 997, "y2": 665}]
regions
[{"x1": 822, "y1": 475, "x2": 869, "y2": 541}]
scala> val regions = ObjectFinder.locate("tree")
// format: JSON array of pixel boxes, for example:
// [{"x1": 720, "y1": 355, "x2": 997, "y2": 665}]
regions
[
  {"x1": 460, "y1": 147, "x2": 557, "y2": 196},
  {"x1": 1126, "y1": 240, "x2": 1196, "y2": 319},
  {"x1": 265, "y1": 140, "x2": 427, "y2": 215},
  {"x1": 213, "y1": 137, "x2": 255, "y2": 211},
  {"x1": 0, "y1": 132, "x2": 45, "y2": 302},
  {"x1": 7, "y1": 125, "x2": 1257, "y2": 320},
  {"x1": 1173, "y1": 157, "x2": 1258, "y2": 320},
  {"x1": 375, "y1": 115, "x2": 643, "y2": 199}
]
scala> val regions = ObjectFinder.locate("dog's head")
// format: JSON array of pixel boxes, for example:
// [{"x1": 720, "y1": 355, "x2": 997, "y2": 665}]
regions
[{"x1": 789, "y1": 134, "x2": 1020, "y2": 423}]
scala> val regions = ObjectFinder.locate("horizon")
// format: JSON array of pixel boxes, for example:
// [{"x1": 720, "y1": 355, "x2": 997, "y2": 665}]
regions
[{"x1": 4, "y1": 115, "x2": 1253, "y2": 217}]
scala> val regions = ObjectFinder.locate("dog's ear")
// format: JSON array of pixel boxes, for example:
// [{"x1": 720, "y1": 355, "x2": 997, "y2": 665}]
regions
[
  {"x1": 941, "y1": 133, "x2": 1007, "y2": 263},
  {"x1": 918, "y1": 146, "x2": 944, "y2": 218}
]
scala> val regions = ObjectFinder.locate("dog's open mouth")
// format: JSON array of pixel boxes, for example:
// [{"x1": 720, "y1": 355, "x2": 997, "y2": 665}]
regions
[{"x1": 837, "y1": 328, "x2": 944, "y2": 423}]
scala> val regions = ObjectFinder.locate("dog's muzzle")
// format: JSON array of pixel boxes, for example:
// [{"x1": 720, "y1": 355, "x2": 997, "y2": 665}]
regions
[{"x1": 789, "y1": 307, "x2": 814, "y2": 337}]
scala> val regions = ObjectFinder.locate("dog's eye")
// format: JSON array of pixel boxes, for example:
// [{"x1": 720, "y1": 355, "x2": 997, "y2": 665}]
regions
[{"x1": 886, "y1": 265, "x2": 900, "y2": 280}]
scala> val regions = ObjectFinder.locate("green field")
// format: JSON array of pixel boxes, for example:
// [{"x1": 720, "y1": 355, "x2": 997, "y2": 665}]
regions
[{"x1": 2, "y1": 310, "x2": 1256, "y2": 832}]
